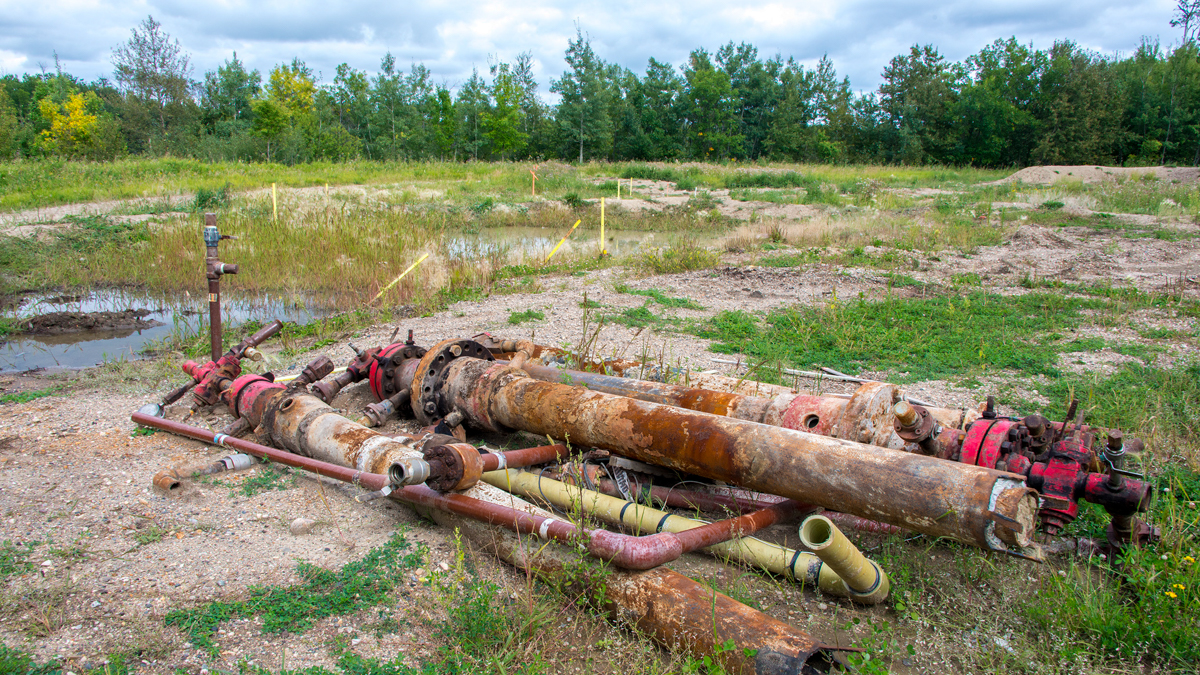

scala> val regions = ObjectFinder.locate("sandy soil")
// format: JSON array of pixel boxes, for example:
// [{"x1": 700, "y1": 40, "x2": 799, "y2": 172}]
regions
[{"x1": 987, "y1": 165, "x2": 1200, "y2": 185}]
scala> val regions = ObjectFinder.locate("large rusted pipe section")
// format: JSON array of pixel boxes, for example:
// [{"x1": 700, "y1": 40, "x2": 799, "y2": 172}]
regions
[
  {"x1": 513, "y1": 361, "x2": 971, "y2": 447},
  {"x1": 503, "y1": 358, "x2": 1153, "y2": 544},
  {"x1": 411, "y1": 339, "x2": 1038, "y2": 553}
]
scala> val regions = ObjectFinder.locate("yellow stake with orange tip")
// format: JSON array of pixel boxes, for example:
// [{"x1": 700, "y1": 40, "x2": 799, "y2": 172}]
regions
[
  {"x1": 371, "y1": 252, "x2": 430, "y2": 304},
  {"x1": 531, "y1": 170, "x2": 538, "y2": 196},
  {"x1": 545, "y1": 219, "x2": 582, "y2": 263},
  {"x1": 600, "y1": 198, "x2": 607, "y2": 256}
]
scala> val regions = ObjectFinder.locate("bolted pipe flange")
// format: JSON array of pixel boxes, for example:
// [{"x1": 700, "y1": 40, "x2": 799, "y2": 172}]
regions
[
  {"x1": 423, "y1": 442, "x2": 485, "y2": 492},
  {"x1": 368, "y1": 343, "x2": 428, "y2": 401},
  {"x1": 409, "y1": 338, "x2": 493, "y2": 425}
]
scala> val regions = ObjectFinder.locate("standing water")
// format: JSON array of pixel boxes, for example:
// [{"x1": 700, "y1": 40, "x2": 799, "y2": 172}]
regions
[{"x1": 1, "y1": 289, "x2": 331, "y2": 372}]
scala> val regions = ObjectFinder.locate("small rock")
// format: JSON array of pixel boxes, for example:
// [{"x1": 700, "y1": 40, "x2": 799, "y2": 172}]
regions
[
  {"x1": 437, "y1": 562, "x2": 449, "y2": 572},
  {"x1": 90, "y1": 601, "x2": 101, "y2": 608},
  {"x1": 289, "y1": 518, "x2": 317, "y2": 536},
  {"x1": 749, "y1": 290, "x2": 764, "y2": 299},
  {"x1": 817, "y1": 603, "x2": 828, "y2": 611}
]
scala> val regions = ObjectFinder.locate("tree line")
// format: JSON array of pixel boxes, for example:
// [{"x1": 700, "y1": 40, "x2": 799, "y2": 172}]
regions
[{"x1": 1, "y1": 13, "x2": 1199, "y2": 167}]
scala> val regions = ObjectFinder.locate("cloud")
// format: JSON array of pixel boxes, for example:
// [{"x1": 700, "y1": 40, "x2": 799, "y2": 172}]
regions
[{"x1": 0, "y1": 0, "x2": 1178, "y2": 98}]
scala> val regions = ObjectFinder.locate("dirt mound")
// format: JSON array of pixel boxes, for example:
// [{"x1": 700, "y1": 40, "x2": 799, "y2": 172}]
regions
[
  {"x1": 987, "y1": 165, "x2": 1200, "y2": 186},
  {"x1": 21, "y1": 309, "x2": 160, "y2": 334},
  {"x1": 1009, "y1": 225, "x2": 1074, "y2": 250}
]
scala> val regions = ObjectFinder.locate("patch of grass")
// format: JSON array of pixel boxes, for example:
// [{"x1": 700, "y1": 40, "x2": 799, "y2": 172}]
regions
[
  {"x1": 508, "y1": 309, "x2": 545, "y2": 325},
  {"x1": 635, "y1": 242, "x2": 719, "y2": 275},
  {"x1": 560, "y1": 192, "x2": 584, "y2": 209},
  {"x1": 193, "y1": 183, "x2": 231, "y2": 210},
  {"x1": 697, "y1": 292, "x2": 1169, "y2": 383},
  {"x1": 758, "y1": 250, "x2": 821, "y2": 268},
  {"x1": 950, "y1": 272, "x2": 982, "y2": 288},
  {"x1": 613, "y1": 284, "x2": 704, "y2": 310},
  {"x1": 0, "y1": 386, "x2": 63, "y2": 405},
  {"x1": 237, "y1": 464, "x2": 296, "y2": 496},
  {"x1": 133, "y1": 525, "x2": 166, "y2": 546},
  {"x1": 0, "y1": 540, "x2": 37, "y2": 579},
  {"x1": 164, "y1": 531, "x2": 424, "y2": 656},
  {"x1": 882, "y1": 272, "x2": 925, "y2": 288},
  {"x1": 1041, "y1": 200, "x2": 1065, "y2": 210},
  {"x1": 609, "y1": 304, "x2": 659, "y2": 328}
]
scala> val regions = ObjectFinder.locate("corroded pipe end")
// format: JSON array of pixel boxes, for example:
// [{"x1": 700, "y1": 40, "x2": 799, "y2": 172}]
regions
[
  {"x1": 894, "y1": 401, "x2": 919, "y2": 428},
  {"x1": 152, "y1": 468, "x2": 187, "y2": 493},
  {"x1": 389, "y1": 457, "x2": 431, "y2": 486},
  {"x1": 799, "y1": 514, "x2": 890, "y2": 604}
]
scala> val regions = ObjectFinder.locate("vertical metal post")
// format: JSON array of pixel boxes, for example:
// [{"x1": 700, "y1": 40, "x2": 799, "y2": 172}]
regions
[
  {"x1": 204, "y1": 214, "x2": 222, "y2": 361},
  {"x1": 203, "y1": 213, "x2": 238, "y2": 362}
]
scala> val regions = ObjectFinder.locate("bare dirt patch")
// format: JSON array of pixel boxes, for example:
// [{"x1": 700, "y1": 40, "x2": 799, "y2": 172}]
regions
[
  {"x1": 987, "y1": 165, "x2": 1200, "y2": 186},
  {"x1": 22, "y1": 310, "x2": 161, "y2": 335}
]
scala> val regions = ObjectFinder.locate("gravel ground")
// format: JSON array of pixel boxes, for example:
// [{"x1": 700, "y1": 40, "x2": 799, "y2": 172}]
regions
[{"x1": 1, "y1": 200, "x2": 1198, "y2": 671}]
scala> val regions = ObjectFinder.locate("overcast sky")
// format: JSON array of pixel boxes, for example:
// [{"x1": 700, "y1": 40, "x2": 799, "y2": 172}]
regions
[{"x1": 0, "y1": 0, "x2": 1181, "y2": 100}]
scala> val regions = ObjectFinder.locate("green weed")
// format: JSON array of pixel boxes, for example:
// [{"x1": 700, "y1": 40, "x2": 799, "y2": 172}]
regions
[
  {"x1": 508, "y1": 309, "x2": 545, "y2": 325},
  {"x1": 0, "y1": 540, "x2": 37, "y2": 579},
  {"x1": 236, "y1": 464, "x2": 295, "y2": 496},
  {"x1": 0, "y1": 386, "x2": 63, "y2": 405},
  {"x1": 613, "y1": 284, "x2": 703, "y2": 310},
  {"x1": 696, "y1": 292, "x2": 1168, "y2": 383},
  {"x1": 636, "y1": 242, "x2": 719, "y2": 275},
  {"x1": 165, "y1": 531, "x2": 425, "y2": 656}
]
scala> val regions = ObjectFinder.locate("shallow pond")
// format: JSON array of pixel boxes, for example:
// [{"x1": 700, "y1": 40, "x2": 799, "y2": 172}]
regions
[{"x1": 2, "y1": 290, "x2": 331, "y2": 372}]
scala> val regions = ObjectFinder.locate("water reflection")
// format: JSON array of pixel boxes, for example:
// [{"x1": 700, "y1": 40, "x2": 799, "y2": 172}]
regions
[{"x1": 1, "y1": 290, "x2": 331, "y2": 372}]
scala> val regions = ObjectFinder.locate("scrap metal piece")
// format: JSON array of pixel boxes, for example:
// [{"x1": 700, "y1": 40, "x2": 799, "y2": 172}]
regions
[{"x1": 416, "y1": 354, "x2": 1039, "y2": 551}]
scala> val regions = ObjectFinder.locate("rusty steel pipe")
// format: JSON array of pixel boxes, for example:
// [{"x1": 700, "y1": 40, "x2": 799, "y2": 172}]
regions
[
  {"x1": 132, "y1": 411, "x2": 392, "y2": 490},
  {"x1": 203, "y1": 214, "x2": 239, "y2": 362},
  {"x1": 513, "y1": 361, "x2": 972, "y2": 443},
  {"x1": 434, "y1": 509, "x2": 839, "y2": 674},
  {"x1": 417, "y1": 347, "x2": 1039, "y2": 552},
  {"x1": 481, "y1": 443, "x2": 570, "y2": 471}
]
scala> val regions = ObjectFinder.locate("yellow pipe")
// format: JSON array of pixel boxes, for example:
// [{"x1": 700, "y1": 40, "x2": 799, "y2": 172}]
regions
[
  {"x1": 371, "y1": 252, "x2": 430, "y2": 304},
  {"x1": 271, "y1": 182, "x2": 278, "y2": 222},
  {"x1": 482, "y1": 469, "x2": 887, "y2": 602},
  {"x1": 798, "y1": 514, "x2": 890, "y2": 604},
  {"x1": 544, "y1": 219, "x2": 581, "y2": 263}
]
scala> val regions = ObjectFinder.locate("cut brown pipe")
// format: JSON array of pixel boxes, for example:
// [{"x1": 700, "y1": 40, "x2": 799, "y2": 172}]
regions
[
  {"x1": 433, "y1": 508, "x2": 840, "y2": 674},
  {"x1": 481, "y1": 443, "x2": 569, "y2": 471},
  {"x1": 419, "y1": 348, "x2": 1039, "y2": 552}
]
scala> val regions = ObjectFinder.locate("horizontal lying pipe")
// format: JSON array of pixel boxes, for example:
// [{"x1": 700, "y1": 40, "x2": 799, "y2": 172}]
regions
[
  {"x1": 152, "y1": 453, "x2": 257, "y2": 493},
  {"x1": 133, "y1": 411, "x2": 774, "y2": 571},
  {"x1": 481, "y1": 444, "x2": 570, "y2": 471},
  {"x1": 423, "y1": 350, "x2": 1039, "y2": 553},
  {"x1": 512, "y1": 361, "x2": 971, "y2": 446},
  {"x1": 548, "y1": 465, "x2": 906, "y2": 537},
  {"x1": 416, "y1": 500, "x2": 839, "y2": 674},
  {"x1": 487, "y1": 469, "x2": 890, "y2": 603},
  {"x1": 133, "y1": 412, "x2": 395, "y2": 491}
]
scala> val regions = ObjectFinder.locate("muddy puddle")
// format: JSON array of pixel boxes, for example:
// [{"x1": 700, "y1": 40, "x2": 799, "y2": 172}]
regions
[
  {"x1": 447, "y1": 226, "x2": 681, "y2": 259},
  {"x1": 1, "y1": 289, "x2": 331, "y2": 372}
]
